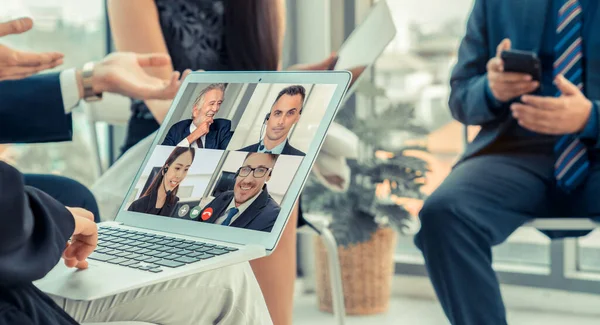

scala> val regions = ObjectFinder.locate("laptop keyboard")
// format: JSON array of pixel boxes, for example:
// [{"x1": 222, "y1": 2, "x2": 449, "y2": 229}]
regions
[{"x1": 87, "y1": 227, "x2": 237, "y2": 273}]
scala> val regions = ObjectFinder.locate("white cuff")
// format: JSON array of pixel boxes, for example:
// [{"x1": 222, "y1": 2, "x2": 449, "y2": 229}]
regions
[
  {"x1": 177, "y1": 138, "x2": 191, "y2": 147},
  {"x1": 59, "y1": 68, "x2": 80, "y2": 114}
]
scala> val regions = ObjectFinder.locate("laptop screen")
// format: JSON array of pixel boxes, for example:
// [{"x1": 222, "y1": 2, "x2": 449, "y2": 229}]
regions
[{"x1": 122, "y1": 82, "x2": 338, "y2": 233}]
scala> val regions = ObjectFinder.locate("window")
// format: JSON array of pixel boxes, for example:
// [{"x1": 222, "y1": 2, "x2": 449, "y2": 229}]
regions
[{"x1": 1, "y1": 0, "x2": 107, "y2": 187}]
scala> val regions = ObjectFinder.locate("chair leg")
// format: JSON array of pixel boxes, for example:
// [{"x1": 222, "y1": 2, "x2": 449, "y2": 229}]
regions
[{"x1": 320, "y1": 226, "x2": 346, "y2": 325}]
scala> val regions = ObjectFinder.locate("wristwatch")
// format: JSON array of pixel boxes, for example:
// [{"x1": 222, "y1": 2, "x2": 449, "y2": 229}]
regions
[{"x1": 82, "y1": 61, "x2": 103, "y2": 102}]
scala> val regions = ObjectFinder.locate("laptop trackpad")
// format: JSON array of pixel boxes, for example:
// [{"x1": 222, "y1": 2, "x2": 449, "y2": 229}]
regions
[{"x1": 34, "y1": 260, "x2": 149, "y2": 301}]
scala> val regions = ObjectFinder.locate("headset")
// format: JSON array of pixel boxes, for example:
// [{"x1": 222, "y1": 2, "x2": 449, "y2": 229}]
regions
[
  {"x1": 257, "y1": 113, "x2": 271, "y2": 151},
  {"x1": 257, "y1": 103, "x2": 303, "y2": 151},
  {"x1": 161, "y1": 165, "x2": 172, "y2": 196}
]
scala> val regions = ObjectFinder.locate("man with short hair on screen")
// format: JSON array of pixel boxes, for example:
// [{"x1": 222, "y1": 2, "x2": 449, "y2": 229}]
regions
[
  {"x1": 240, "y1": 85, "x2": 306, "y2": 156},
  {"x1": 200, "y1": 153, "x2": 280, "y2": 232},
  {"x1": 162, "y1": 83, "x2": 233, "y2": 149}
]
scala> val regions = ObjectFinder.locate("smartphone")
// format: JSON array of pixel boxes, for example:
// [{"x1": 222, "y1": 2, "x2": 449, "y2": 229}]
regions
[{"x1": 500, "y1": 49, "x2": 542, "y2": 81}]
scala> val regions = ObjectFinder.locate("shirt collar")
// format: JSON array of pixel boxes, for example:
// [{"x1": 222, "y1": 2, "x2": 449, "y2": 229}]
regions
[
  {"x1": 189, "y1": 121, "x2": 206, "y2": 144},
  {"x1": 259, "y1": 139, "x2": 287, "y2": 154},
  {"x1": 226, "y1": 189, "x2": 262, "y2": 217}
]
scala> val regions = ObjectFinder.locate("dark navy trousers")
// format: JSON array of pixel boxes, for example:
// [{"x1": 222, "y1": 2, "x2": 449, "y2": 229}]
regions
[
  {"x1": 415, "y1": 153, "x2": 600, "y2": 325},
  {"x1": 24, "y1": 174, "x2": 100, "y2": 223}
]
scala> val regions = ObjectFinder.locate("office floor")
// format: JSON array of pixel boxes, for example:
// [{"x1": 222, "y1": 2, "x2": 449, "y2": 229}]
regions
[{"x1": 292, "y1": 294, "x2": 600, "y2": 325}]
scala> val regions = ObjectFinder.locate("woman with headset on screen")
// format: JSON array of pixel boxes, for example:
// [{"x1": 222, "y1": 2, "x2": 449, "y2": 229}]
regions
[{"x1": 128, "y1": 147, "x2": 195, "y2": 216}]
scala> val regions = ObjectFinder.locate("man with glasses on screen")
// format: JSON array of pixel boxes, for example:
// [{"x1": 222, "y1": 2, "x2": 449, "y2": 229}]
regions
[
  {"x1": 200, "y1": 153, "x2": 280, "y2": 232},
  {"x1": 240, "y1": 85, "x2": 306, "y2": 156},
  {"x1": 161, "y1": 83, "x2": 233, "y2": 149}
]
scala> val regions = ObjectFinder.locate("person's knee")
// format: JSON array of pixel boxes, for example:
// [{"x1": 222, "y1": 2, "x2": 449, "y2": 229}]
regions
[
  {"x1": 26, "y1": 174, "x2": 100, "y2": 222},
  {"x1": 415, "y1": 188, "x2": 465, "y2": 250},
  {"x1": 59, "y1": 177, "x2": 100, "y2": 221}
]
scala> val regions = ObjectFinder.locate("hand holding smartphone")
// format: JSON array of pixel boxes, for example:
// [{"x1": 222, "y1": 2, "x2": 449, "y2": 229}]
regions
[
  {"x1": 486, "y1": 40, "x2": 541, "y2": 102},
  {"x1": 500, "y1": 49, "x2": 542, "y2": 82}
]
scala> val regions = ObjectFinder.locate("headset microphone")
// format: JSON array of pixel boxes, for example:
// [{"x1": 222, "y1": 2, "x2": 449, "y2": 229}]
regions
[
  {"x1": 258, "y1": 112, "x2": 270, "y2": 149},
  {"x1": 162, "y1": 166, "x2": 173, "y2": 196}
]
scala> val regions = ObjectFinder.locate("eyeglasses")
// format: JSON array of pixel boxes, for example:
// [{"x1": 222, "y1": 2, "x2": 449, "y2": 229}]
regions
[{"x1": 237, "y1": 166, "x2": 272, "y2": 178}]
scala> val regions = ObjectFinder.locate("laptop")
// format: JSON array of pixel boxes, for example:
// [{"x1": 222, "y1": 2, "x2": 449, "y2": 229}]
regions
[
  {"x1": 34, "y1": 71, "x2": 351, "y2": 300},
  {"x1": 331, "y1": 0, "x2": 396, "y2": 103}
]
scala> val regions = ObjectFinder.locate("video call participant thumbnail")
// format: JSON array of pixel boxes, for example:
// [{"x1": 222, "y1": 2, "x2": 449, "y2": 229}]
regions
[
  {"x1": 200, "y1": 152, "x2": 281, "y2": 232},
  {"x1": 128, "y1": 147, "x2": 195, "y2": 216},
  {"x1": 240, "y1": 85, "x2": 306, "y2": 156},
  {"x1": 162, "y1": 83, "x2": 233, "y2": 149}
]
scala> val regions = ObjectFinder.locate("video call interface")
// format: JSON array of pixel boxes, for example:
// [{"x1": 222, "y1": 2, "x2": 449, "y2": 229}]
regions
[{"x1": 124, "y1": 81, "x2": 338, "y2": 233}]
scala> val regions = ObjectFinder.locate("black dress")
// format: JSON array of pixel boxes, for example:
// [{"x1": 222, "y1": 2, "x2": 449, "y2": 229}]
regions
[{"x1": 121, "y1": 0, "x2": 228, "y2": 154}]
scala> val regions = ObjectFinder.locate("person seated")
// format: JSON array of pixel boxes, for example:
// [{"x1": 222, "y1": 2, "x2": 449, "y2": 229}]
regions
[
  {"x1": 0, "y1": 161, "x2": 271, "y2": 325},
  {"x1": 201, "y1": 152, "x2": 280, "y2": 232},
  {"x1": 0, "y1": 17, "x2": 189, "y2": 222},
  {"x1": 128, "y1": 147, "x2": 195, "y2": 216},
  {"x1": 239, "y1": 85, "x2": 306, "y2": 156},
  {"x1": 161, "y1": 83, "x2": 233, "y2": 149}
]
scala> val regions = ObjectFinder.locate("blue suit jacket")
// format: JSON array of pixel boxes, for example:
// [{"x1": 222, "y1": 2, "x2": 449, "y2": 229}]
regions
[
  {"x1": 0, "y1": 73, "x2": 72, "y2": 143},
  {"x1": 201, "y1": 186, "x2": 280, "y2": 232},
  {"x1": 161, "y1": 118, "x2": 233, "y2": 149},
  {"x1": 239, "y1": 141, "x2": 306, "y2": 156},
  {"x1": 451, "y1": 0, "x2": 600, "y2": 160}
]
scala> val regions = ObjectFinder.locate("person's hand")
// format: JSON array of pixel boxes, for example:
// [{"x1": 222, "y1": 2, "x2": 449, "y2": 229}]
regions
[
  {"x1": 487, "y1": 39, "x2": 539, "y2": 102},
  {"x1": 63, "y1": 207, "x2": 97, "y2": 270},
  {"x1": 510, "y1": 75, "x2": 593, "y2": 134},
  {"x1": 82, "y1": 52, "x2": 192, "y2": 100},
  {"x1": 287, "y1": 52, "x2": 338, "y2": 71},
  {"x1": 0, "y1": 17, "x2": 64, "y2": 81},
  {"x1": 187, "y1": 118, "x2": 213, "y2": 143}
]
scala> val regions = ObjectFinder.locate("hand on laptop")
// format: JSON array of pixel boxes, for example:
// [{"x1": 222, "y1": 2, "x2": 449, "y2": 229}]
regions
[
  {"x1": 63, "y1": 207, "x2": 98, "y2": 270},
  {"x1": 0, "y1": 17, "x2": 64, "y2": 81},
  {"x1": 81, "y1": 53, "x2": 192, "y2": 101}
]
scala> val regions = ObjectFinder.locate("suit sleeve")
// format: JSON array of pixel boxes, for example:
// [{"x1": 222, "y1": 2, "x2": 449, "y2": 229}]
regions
[
  {"x1": 0, "y1": 162, "x2": 74, "y2": 285},
  {"x1": 448, "y1": 0, "x2": 508, "y2": 126},
  {"x1": 218, "y1": 121, "x2": 234, "y2": 149},
  {"x1": 0, "y1": 73, "x2": 73, "y2": 144},
  {"x1": 581, "y1": 101, "x2": 600, "y2": 149},
  {"x1": 161, "y1": 124, "x2": 180, "y2": 146}
]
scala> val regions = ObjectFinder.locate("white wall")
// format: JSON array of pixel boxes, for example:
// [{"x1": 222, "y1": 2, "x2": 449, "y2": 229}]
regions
[
  {"x1": 126, "y1": 145, "x2": 224, "y2": 204},
  {"x1": 216, "y1": 151, "x2": 303, "y2": 204},
  {"x1": 226, "y1": 83, "x2": 337, "y2": 152}
]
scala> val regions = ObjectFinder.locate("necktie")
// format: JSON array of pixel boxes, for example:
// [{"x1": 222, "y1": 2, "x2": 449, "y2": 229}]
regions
[
  {"x1": 553, "y1": 0, "x2": 589, "y2": 192},
  {"x1": 196, "y1": 138, "x2": 203, "y2": 148},
  {"x1": 221, "y1": 207, "x2": 239, "y2": 226}
]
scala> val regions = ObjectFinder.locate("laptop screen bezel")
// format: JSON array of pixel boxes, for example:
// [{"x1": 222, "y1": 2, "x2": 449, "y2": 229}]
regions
[{"x1": 115, "y1": 71, "x2": 351, "y2": 252}]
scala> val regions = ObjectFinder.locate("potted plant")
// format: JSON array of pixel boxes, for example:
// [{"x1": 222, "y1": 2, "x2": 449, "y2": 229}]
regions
[{"x1": 302, "y1": 98, "x2": 429, "y2": 315}]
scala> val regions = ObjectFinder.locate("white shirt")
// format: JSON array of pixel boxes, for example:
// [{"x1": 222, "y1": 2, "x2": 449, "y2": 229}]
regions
[
  {"x1": 176, "y1": 122, "x2": 207, "y2": 148},
  {"x1": 59, "y1": 68, "x2": 81, "y2": 114},
  {"x1": 258, "y1": 139, "x2": 288, "y2": 154},
  {"x1": 214, "y1": 190, "x2": 262, "y2": 225}
]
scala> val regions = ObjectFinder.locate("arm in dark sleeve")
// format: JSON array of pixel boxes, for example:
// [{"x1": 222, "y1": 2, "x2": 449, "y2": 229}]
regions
[
  {"x1": 448, "y1": 0, "x2": 508, "y2": 126},
  {"x1": 0, "y1": 73, "x2": 73, "y2": 144},
  {"x1": 161, "y1": 125, "x2": 179, "y2": 146},
  {"x1": 218, "y1": 120, "x2": 234, "y2": 149},
  {"x1": 580, "y1": 101, "x2": 600, "y2": 148},
  {"x1": 0, "y1": 162, "x2": 74, "y2": 285}
]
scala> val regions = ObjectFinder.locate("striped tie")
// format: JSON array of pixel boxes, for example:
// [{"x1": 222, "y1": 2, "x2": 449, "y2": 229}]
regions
[{"x1": 553, "y1": 0, "x2": 589, "y2": 192}]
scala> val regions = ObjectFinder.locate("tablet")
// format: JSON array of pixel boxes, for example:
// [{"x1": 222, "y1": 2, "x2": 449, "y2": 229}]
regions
[{"x1": 332, "y1": 0, "x2": 397, "y2": 102}]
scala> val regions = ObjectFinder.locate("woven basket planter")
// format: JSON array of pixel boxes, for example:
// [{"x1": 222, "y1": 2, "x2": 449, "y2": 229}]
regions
[{"x1": 314, "y1": 227, "x2": 397, "y2": 315}]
